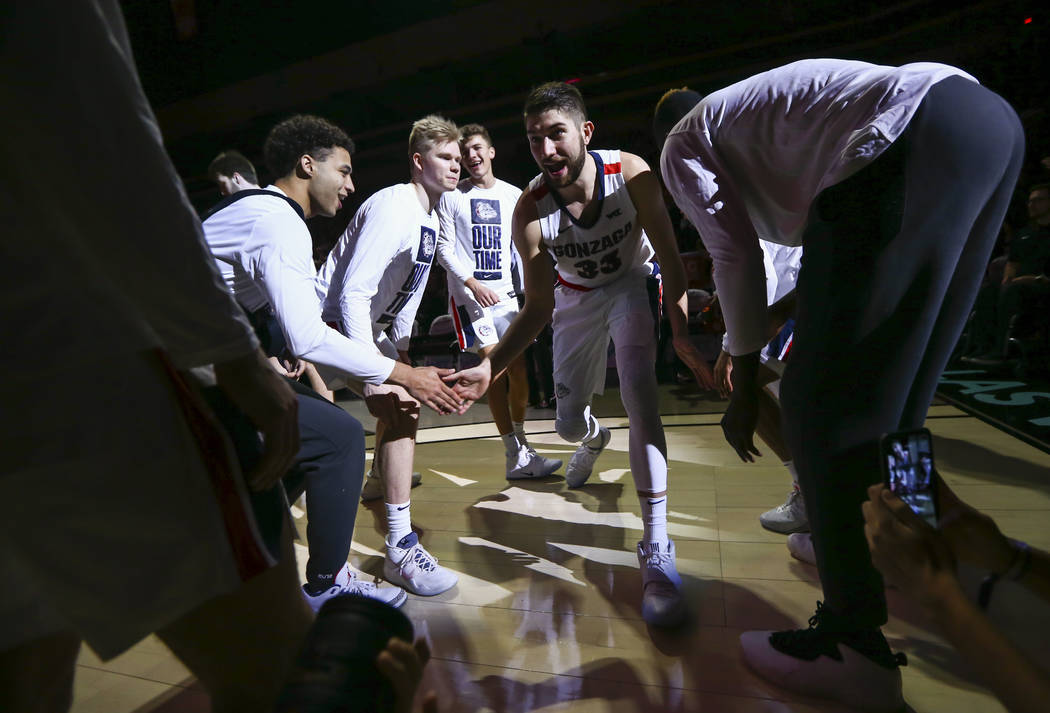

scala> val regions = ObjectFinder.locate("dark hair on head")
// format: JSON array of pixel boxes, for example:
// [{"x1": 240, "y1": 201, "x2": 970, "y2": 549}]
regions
[
  {"x1": 1031, "y1": 182, "x2": 1050, "y2": 195},
  {"x1": 207, "y1": 150, "x2": 257, "y2": 184},
  {"x1": 263, "y1": 115, "x2": 355, "y2": 179},
  {"x1": 652, "y1": 88, "x2": 703, "y2": 150},
  {"x1": 459, "y1": 124, "x2": 492, "y2": 146},
  {"x1": 523, "y1": 82, "x2": 587, "y2": 124}
]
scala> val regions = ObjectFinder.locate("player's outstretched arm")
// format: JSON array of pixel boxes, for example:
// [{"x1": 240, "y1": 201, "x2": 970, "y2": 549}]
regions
[
  {"x1": 623, "y1": 152, "x2": 715, "y2": 391},
  {"x1": 448, "y1": 193, "x2": 554, "y2": 400}
]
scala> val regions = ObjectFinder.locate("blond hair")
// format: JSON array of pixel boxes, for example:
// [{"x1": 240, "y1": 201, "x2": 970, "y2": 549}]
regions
[{"x1": 408, "y1": 115, "x2": 460, "y2": 158}]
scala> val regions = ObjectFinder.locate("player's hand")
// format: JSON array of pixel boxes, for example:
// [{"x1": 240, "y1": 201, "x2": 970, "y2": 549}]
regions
[
  {"x1": 714, "y1": 349, "x2": 733, "y2": 398},
  {"x1": 936, "y1": 477, "x2": 1014, "y2": 574},
  {"x1": 863, "y1": 484, "x2": 960, "y2": 610},
  {"x1": 281, "y1": 357, "x2": 307, "y2": 379},
  {"x1": 376, "y1": 637, "x2": 433, "y2": 713},
  {"x1": 405, "y1": 366, "x2": 468, "y2": 415},
  {"x1": 720, "y1": 386, "x2": 760, "y2": 462},
  {"x1": 267, "y1": 355, "x2": 292, "y2": 377},
  {"x1": 446, "y1": 360, "x2": 492, "y2": 401},
  {"x1": 466, "y1": 278, "x2": 501, "y2": 308},
  {"x1": 672, "y1": 335, "x2": 716, "y2": 391},
  {"x1": 214, "y1": 348, "x2": 299, "y2": 491}
]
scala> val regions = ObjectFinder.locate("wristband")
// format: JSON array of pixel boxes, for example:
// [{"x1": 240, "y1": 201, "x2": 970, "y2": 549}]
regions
[
  {"x1": 1002, "y1": 539, "x2": 1031, "y2": 581},
  {"x1": 978, "y1": 540, "x2": 1031, "y2": 611}
]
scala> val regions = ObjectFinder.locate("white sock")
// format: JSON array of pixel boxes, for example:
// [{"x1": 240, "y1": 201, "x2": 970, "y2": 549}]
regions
[
  {"x1": 786, "y1": 460, "x2": 799, "y2": 489},
  {"x1": 512, "y1": 421, "x2": 527, "y2": 445},
  {"x1": 385, "y1": 501, "x2": 412, "y2": 547},
  {"x1": 641, "y1": 494, "x2": 668, "y2": 545},
  {"x1": 501, "y1": 432, "x2": 523, "y2": 456}
]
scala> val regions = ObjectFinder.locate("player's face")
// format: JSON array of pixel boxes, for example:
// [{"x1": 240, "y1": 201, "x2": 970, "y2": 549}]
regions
[
  {"x1": 461, "y1": 135, "x2": 494, "y2": 182},
  {"x1": 215, "y1": 174, "x2": 237, "y2": 197},
  {"x1": 308, "y1": 146, "x2": 355, "y2": 218},
  {"x1": 418, "y1": 140, "x2": 462, "y2": 194},
  {"x1": 525, "y1": 109, "x2": 592, "y2": 187}
]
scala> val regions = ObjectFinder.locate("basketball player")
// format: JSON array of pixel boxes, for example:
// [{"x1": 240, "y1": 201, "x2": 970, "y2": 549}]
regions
[
  {"x1": 451, "y1": 82, "x2": 716, "y2": 626},
  {"x1": 208, "y1": 149, "x2": 260, "y2": 197},
  {"x1": 655, "y1": 60, "x2": 1023, "y2": 710},
  {"x1": 317, "y1": 115, "x2": 464, "y2": 597}
]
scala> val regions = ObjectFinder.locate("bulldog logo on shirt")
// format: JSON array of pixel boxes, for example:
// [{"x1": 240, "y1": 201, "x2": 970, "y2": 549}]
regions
[
  {"x1": 471, "y1": 198, "x2": 501, "y2": 225},
  {"x1": 417, "y1": 226, "x2": 436, "y2": 263},
  {"x1": 470, "y1": 199, "x2": 503, "y2": 281}
]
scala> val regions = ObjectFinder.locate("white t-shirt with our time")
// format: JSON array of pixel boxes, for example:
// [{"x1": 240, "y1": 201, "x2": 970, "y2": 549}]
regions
[{"x1": 436, "y1": 178, "x2": 522, "y2": 304}]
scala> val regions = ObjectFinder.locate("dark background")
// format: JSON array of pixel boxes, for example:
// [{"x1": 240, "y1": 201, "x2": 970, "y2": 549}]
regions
[{"x1": 124, "y1": 0, "x2": 1048, "y2": 250}]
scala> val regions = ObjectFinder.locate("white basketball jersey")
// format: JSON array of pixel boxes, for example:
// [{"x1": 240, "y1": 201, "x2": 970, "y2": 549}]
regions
[{"x1": 527, "y1": 149, "x2": 654, "y2": 289}]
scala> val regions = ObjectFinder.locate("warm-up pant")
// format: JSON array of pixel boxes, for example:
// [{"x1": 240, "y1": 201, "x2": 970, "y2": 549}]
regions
[
  {"x1": 780, "y1": 76, "x2": 1024, "y2": 627},
  {"x1": 282, "y1": 380, "x2": 366, "y2": 585}
]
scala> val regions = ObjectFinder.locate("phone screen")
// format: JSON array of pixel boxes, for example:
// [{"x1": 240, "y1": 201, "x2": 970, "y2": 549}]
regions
[{"x1": 880, "y1": 428, "x2": 938, "y2": 527}]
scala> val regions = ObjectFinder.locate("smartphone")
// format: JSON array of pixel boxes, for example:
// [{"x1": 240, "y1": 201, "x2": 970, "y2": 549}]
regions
[{"x1": 879, "y1": 428, "x2": 938, "y2": 527}]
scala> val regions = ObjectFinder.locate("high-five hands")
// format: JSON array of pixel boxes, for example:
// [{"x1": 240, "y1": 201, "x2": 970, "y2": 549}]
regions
[{"x1": 445, "y1": 359, "x2": 494, "y2": 403}]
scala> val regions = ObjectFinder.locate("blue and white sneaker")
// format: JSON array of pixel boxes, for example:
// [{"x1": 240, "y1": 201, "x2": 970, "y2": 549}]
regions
[
  {"x1": 637, "y1": 539, "x2": 686, "y2": 627},
  {"x1": 302, "y1": 563, "x2": 406, "y2": 612},
  {"x1": 383, "y1": 532, "x2": 457, "y2": 596}
]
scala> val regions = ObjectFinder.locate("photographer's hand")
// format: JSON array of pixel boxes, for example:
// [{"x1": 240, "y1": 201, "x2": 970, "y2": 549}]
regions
[
  {"x1": 864, "y1": 483, "x2": 1050, "y2": 713},
  {"x1": 377, "y1": 637, "x2": 435, "y2": 713},
  {"x1": 862, "y1": 484, "x2": 960, "y2": 612},
  {"x1": 936, "y1": 477, "x2": 1014, "y2": 574}
]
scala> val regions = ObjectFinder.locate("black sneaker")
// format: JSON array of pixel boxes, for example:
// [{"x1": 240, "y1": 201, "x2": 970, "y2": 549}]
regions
[{"x1": 740, "y1": 602, "x2": 907, "y2": 713}]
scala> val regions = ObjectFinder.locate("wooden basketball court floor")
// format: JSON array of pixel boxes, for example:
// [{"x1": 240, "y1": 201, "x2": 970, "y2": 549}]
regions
[{"x1": 69, "y1": 385, "x2": 1050, "y2": 713}]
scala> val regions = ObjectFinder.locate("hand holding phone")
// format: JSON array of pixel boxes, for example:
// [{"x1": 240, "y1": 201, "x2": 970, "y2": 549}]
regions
[{"x1": 879, "y1": 428, "x2": 938, "y2": 527}]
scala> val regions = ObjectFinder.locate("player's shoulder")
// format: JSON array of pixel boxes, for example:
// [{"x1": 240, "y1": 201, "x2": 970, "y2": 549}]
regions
[
  {"x1": 436, "y1": 183, "x2": 465, "y2": 212},
  {"x1": 523, "y1": 173, "x2": 550, "y2": 204},
  {"x1": 493, "y1": 177, "x2": 523, "y2": 197},
  {"x1": 216, "y1": 189, "x2": 298, "y2": 220},
  {"x1": 359, "y1": 183, "x2": 418, "y2": 217},
  {"x1": 243, "y1": 193, "x2": 307, "y2": 233},
  {"x1": 608, "y1": 150, "x2": 649, "y2": 179},
  {"x1": 513, "y1": 183, "x2": 542, "y2": 226}
]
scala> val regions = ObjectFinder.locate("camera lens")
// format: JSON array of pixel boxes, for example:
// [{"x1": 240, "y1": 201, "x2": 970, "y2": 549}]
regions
[{"x1": 276, "y1": 594, "x2": 414, "y2": 713}]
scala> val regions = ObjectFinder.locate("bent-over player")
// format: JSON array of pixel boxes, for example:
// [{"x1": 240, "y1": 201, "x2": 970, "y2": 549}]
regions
[{"x1": 656, "y1": 60, "x2": 1023, "y2": 711}]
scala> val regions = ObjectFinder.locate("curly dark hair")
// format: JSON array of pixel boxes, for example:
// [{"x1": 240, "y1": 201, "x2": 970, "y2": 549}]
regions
[
  {"x1": 523, "y1": 82, "x2": 587, "y2": 124},
  {"x1": 263, "y1": 115, "x2": 355, "y2": 179}
]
